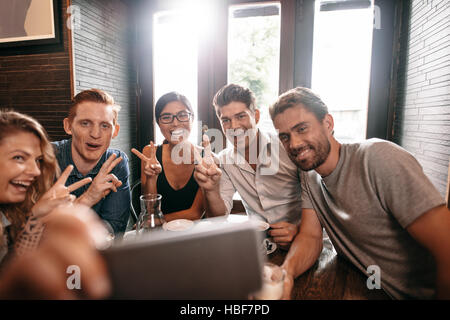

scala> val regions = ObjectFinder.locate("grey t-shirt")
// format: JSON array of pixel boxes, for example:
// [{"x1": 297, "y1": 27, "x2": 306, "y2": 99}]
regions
[{"x1": 301, "y1": 139, "x2": 445, "y2": 299}]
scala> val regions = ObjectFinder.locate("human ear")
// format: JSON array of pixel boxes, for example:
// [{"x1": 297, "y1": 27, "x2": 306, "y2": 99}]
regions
[
  {"x1": 63, "y1": 118, "x2": 72, "y2": 135},
  {"x1": 112, "y1": 123, "x2": 120, "y2": 138},
  {"x1": 254, "y1": 109, "x2": 260, "y2": 124},
  {"x1": 323, "y1": 114, "x2": 334, "y2": 134}
]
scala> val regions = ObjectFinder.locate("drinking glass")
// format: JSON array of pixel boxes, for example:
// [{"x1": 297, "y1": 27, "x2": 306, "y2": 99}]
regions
[
  {"x1": 253, "y1": 262, "x2": 286, "y2": 300},
  {"x1": 138, "y1": 194, "x2": 165, "y2": 233}
]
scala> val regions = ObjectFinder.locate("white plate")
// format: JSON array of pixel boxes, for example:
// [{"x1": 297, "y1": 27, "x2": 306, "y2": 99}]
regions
[{"x1": 163, "y1": 219, "x2": 194, "y2": 231}]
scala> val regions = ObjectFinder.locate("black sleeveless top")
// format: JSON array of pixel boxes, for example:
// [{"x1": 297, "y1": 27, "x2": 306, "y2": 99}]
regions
[{"x1": 156, "y1": 144, "x2": 199, "y2": 214}]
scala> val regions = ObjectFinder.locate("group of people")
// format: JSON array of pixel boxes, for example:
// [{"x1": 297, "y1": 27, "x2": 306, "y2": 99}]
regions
[{"x1": 0, "y1": 84, "x2": 448, "y2": 299}]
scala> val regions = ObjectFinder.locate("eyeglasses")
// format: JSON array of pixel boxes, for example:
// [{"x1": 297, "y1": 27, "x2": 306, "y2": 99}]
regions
[{"x1": 159, "y1": 111, "x2": 192, "y2": 124}]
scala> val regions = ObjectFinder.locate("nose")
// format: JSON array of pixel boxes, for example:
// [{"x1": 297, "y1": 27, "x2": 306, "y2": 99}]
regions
[
  {"x1": 172, "y1": 117, "x2": 180, "y2": 126},
  {"x1": 230, "y1": 118, "x2": 240, "y2": 130},
  {"x1": 90, "y1": 124, "x2": 101, "y2": 138},
  {"x1": 290, "y1": 132, "x2": 305, "y2": 150},
  {"x1": 26, "y1": 160, "x2": 41, "y2": 178}
]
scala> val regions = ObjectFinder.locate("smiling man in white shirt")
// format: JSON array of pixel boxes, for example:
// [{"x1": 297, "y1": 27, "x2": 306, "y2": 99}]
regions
[{"x1": 194, "y1": 84, "x2": 302, "y2": 249}]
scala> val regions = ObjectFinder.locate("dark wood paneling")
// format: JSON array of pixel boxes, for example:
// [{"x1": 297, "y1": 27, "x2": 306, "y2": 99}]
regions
[{"x1": 0, "y1": 0, "x2": 71, "y2": 142}]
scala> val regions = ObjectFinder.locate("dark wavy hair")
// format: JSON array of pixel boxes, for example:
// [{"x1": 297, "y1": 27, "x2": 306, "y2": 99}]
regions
[
  {"x1": 270, "y1": 87, "x2": 328, "y2": 121},
  {"x1": 213, "y1": 83, "x2": 257, "y2": 116}
]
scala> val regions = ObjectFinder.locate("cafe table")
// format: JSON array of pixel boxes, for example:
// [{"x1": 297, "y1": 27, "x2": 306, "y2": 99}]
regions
[{"x1": 267, "y1": 232, "x2": 390, "y2": 300}]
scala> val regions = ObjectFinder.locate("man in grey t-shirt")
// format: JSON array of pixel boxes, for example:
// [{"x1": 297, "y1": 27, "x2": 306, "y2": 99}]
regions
[{"x1": 269, "y1": 87, "x2": 450, "y2": 299}]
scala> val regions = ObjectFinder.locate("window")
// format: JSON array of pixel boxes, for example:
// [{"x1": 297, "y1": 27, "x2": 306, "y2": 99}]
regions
[
  {"x1": 153, "y1": 10, "x2": 199, "y2": 144},
  {"x1": 228, "y1": 3, "x2": 281, "y2": 136},
  {"x1": 311, "y1": 0, "x2": 374, "y2": 143},
  {"x1": 141, "y1": 0, "x2": 295, "y2": 149}
]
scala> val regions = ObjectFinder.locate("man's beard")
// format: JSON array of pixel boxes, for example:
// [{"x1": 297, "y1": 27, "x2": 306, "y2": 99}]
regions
[{"x1": 289, "y1": 135, "x2": 331, "y2": 171}]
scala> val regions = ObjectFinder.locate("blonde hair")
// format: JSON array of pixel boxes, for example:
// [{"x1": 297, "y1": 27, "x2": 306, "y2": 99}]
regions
[{"x1": 0, "y1": 110, "x2": 60, "y2": 243}]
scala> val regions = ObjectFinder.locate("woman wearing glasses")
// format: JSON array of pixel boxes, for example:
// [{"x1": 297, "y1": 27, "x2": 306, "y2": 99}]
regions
[{"x1": 134, "y1": 92, "x2": 205, "y2": 222}]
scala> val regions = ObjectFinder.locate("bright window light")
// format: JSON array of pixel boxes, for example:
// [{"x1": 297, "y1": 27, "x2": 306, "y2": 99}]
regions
[{"x1": 312, "y1": 0, "x2": 374, "y2": 143}]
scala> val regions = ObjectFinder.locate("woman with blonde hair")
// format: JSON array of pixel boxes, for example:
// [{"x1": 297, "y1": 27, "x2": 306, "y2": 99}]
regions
[{"x1": 0, "y1": 110, "x2": 91, "y2": 265}]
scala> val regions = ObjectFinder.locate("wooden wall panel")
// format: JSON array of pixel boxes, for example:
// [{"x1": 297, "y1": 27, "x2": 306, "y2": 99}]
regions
[{"x1": 0, "y1": 0, "x2": 72, "y2": 142}]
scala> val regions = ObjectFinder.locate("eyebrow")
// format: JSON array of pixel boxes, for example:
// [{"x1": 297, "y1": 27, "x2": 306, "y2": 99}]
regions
[
  {"x1": 8, "y1": 149, "x2": 32, "y2": 157},
  {"x1": 291, "y1": 121, "x2": 308, "y2": 131},
  {"x1": 160, "y1": 111, "x2": 187, "y2": 115},
  {"x1": 221, "y1": 111, "x2": 247, "y2": 119}
]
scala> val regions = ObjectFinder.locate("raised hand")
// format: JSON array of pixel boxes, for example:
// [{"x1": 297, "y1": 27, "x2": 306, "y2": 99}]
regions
[
  {"x1": 131, "y1": 141, "x2": 161, "y2": 178},
  {"x1": 31, "y1": 165, "x2": 92, "y2": 218},
  {"x1": 193, "y1": 135, "x2": 222, "y2": 192},
  {"x1": 76, "y1": 153, "x2": 123, "y2": 207}
]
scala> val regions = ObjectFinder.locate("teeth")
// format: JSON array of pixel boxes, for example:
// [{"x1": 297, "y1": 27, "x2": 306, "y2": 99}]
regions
[
  {"x1": 171, "y1": 129, "x2": 184, "y2": 136},
  {"x1": 171, "y1": 129, "x2": 185, "y2": 141},
  {"x1": 12, "y1": 180, "x2": 32, "y2": 187},
  {"x1": 300, "y1": 149, "x2": 310, "y2": 157},
  {"x1": 227, "y1": 129, "x2": 245, "y2": 137}
]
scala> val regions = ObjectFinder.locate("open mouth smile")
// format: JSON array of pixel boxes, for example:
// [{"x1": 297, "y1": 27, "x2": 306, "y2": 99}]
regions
[
  {"x1": 10, "y1": 179, "x2": 33, "y2": 192},
  {"x1": 86, "y1": 142, "x2": 102, "y2": 150}
]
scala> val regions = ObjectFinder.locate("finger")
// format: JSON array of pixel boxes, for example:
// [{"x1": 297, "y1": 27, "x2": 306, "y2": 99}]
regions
[
  {"x1": 106, "y1": 173, "x2": 119, "y2": 183},
  {"x1": 67, "y1": 177, "x2": 92, "y2": 193},
  {"x1": 193, "y1": 146, "x2": 203, "y2": 165},
  {"x1": 102, "y1": 190, "x2": 111, "y2": 198},
  {"x1": 268, "y1": 228, "x2": 288, "y2": 237},
  {"x1": 143, "y1": 168, "x2": 158, "y2": 177},
  {"x1": 194, "y1": 163, "x2": 208, "y2": 175},
  {"x1": 148, "y1": 141, "x2": 157, "y2": 159},
  {"x1": 202, "y1": 134, "x2": 211, "y2": 151},
  {"x1": 202, "y1": 134, "x2": 213, "y2": 164},
  {"x1": 269, "y1": 221, "x2": 290, "y2": 229},
  {"x1": 55, "y1": 165, "x2": 74, "y2": 186},
  {"x1": 106, "y1": 156, "x2": 122, "y2": 173},
  {"x1": 193, "y1": 171, "x2": 209, "y2": 183},
  {"x1": 44, "y1": 196, "x2": 76, "y2": 213},
  {"x1": 210, "y1": 172, "x2": 222, "y2": 182},
  {"x1": 99, "y1": 153, "x2": 117, "y2": 175},
  {"x1": 105, "y1": 174, "x2": 120, "y2": 192},
  {"x1": 206, "y1": 166, "x2": 222, "y2": 177},
  {"x1": 110, "y1": 184, "x2": 117, "y2": 193},
  {"x1": 272, "y1": 235, "x2": 293, "y2": 244},
  {"x1": 131, "y1": 148, "x2": 149, "y2": 162}
]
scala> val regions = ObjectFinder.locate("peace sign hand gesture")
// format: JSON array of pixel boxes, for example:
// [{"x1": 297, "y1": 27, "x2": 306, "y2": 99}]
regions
[
  {"x1": 77, "y1": 153, "x2": 123, "y2": 207},
  {"x1": 31, "y1": 165, "x2": 92, "y2": 219},
  {"x1": 193, "y1": 135, "x2": 222, "y2": 192},
  {"x1": 131, "y1": 141, "x2": 162, "y2": 178}
]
